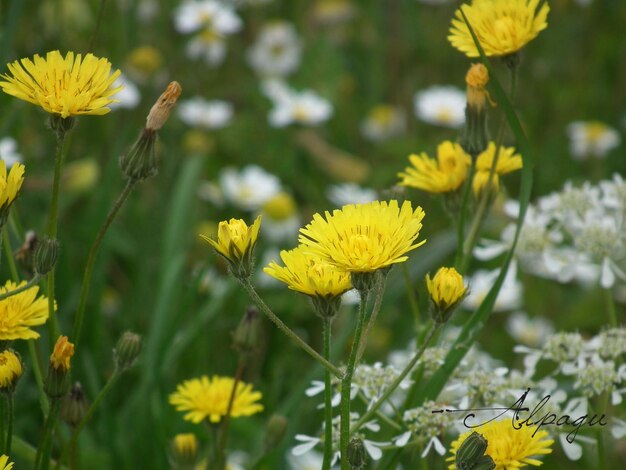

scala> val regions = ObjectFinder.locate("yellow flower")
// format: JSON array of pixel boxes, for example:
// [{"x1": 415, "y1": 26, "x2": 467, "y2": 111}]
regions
[
  {"x1": 426, "y1": 267, "x2": 467, "y2": 322},
  {"x1": 264, "y1": 246, "x2": 352, "y2": 298},
  {"x1": 448, "y1": 0, "x2": 550, "y2": 58},
  {"x1": 50, "y1": 335, "x2": 75, "y2": 373},
  {"x1": 0, "y1": 350, "x2": 22, "y2": 389},
  {"x1": 473, "y1": 142, "x2": 522, "y2": 194},
  {"x1": 0, "y1": 160, "x2": 25, "y2": 219},
  {"x1": 0, "y1": 280, "x2": 51, "y2": 340},
  {"x1": 169, "y1": 433, "x2": 198, "y2": 467},
  {"x1": 0, "y1": 455, "x2": 14, "y2": 470},
  {"x1": 169, "y1": 375, "x2": 263, "y2": 424},
  {"x1": 0, "y1": 50, "x2": 122, "y2": 118},
  {"x1": 201, "y1": 216, "x2": 262, "y2": 265},
  {"x1": 447, "y1": 419, "x2": 554, "y2": 469},
  {"x1": 398, "y1": 141, "x2": 471, "y2": 194},
  {"x1": 298, "y1": 200, "x2": 426, "y2": 273}
]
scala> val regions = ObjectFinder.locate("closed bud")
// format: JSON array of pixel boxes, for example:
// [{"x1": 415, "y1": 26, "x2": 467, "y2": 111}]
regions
[
  {"x1": 114, "y1": 331, "x2": 142, "y2": 372},
  {"x1": 455, "y1": 432, "x2": 489, "y2": 469},
  {"x1": 347, "y1": 438, "x2": 366, "y2": 469},
  {"x1": 145, "y1": 81, "x2": 182, "y2": 131},
  {"x1": 45, "y1": 336, "x2": 75, "y2": 399},
  {"x1": 34, "y1": 237, "x2": 60, "y2": 275},
  {"x1": 426, "y1": 267, "x2": 468, "y2": 324},
  {"x1": 461, "y1": 63, "x2": 490, "y2": 157},
  {"x1": 48, "y1": 115, "x2": 76, "y2": 139},
  {"x1": 0, "y1": 350, "x2": 23, "y2": 393},
  {"x1": 60, "y1": 382, "x2": 88, "y2": 427},
  {"x1": 168, "y1": 433, "x2": 198, "y2": 469},
  {"x1": 233, "y1": 307, "x2": 262, "y2": 354},
  {"x1": 119, "y1": 128, "x2": 158, "y2": 181},
  {"x1": 264, "y1": 414, "x2": 288, "y2": 450}
]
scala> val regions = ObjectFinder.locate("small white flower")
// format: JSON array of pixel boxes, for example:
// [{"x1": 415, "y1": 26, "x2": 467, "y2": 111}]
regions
[
  {"x1": 220, "y1": 165, "x2": 281, "y2": 211},
  {"x1": 109, "y1": 74, "x2": 140, "y2": 110},
  {"x1": 462, "y1": 262, "x2": 523, "y2": 312},
  {"x1": 326, "y1": 183, "x2": 377, "y2": 207},
  {"x1": 506, "y1": 312, "x2": 554, "y2": 347},
  {"x1": 178, "y1": 97, "x2": 233, "y2": 129},
  {"x1": 414, "y1": 85, "x2": 465, "y2": 128},
  {"x1": 174, "y1": 0, "x2": 242, "y2": 35},
  {"x1": 248, "y1": 21, "x2": 301, "y2": 77},
  {"x1": 360, "y1": 105, "x2": 406, "y2": 141},
  {"x1": 263, "y1": 80, "x2": 333, "y2": 127},
  {"x1": 566, "y1": 120, "x2": 621, "y2": 159},
  {"x1": 0, "y1": 137, "x2": 22, "y2": 168},
  {"x1": 186, "y1": 31, "x2": 227, "y2": 65},
  {"x1": 287, "y1": 449, "x2": 327, "y2": 470}
]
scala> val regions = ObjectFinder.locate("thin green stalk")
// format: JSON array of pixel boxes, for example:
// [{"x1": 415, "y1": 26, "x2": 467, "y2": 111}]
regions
[
  {"x1": 351, "y1": 322, "x2": 440, "y2": 435},
  {"x1": 87, "y1": 0, "x2": 109, "y2": 52},
  {"x1": 71, "y1": 179, "x2": 136, "y2": 348},
  {"x1": 5, "y1": 392, "x2": 13, "y2": 454},
  {"x1": 215, "y1": 359, "x2": 245, "y2": 470},
  {"x1": 356, "y1": 271, "x2": 387, "y2": 362},
  {"x1": 35, "y1": 398, "x2": 61, "y2": 470},
  {"x1": 240, "y1": 279, "x2": 343, "y2": 379},
  {"x1": 29, "y1": 340, "x2": 49, "y2": 415},
  {"x1": 322, "y1": 317, "x2": 333, "y2": 470},
  {"x1": 454, "y1": 159, "x2": 476, "y2": 269},
  {"x1": 604, "y1": 288, "x2": 618, "y2": 327},
  {"x1": 2, "y1": 229, "x2": 18, "y2": 282},
  {"x1": 339, "y1": 291, "x2": 369, "y2": 470},
  {"x1": 402, "y1": 264, "x2": 421, "y2": 329},
  {"x1": 0, "y1": 274, "x2": 41, "y2": 301}
]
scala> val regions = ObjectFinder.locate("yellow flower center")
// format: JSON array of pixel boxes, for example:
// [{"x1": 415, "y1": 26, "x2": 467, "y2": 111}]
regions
[
  {"x1": 263, "y1": 193, "x2": 296, "y2": 220},
  {"x1": 435, "y1": 108, "x2": 453, "y2": 124},
  {"x1": 585, "y1": 122, "x2": 609, "y2": 143},
  {"x1": 371, "y1": 105, "x2": 394, "y2": 126}
]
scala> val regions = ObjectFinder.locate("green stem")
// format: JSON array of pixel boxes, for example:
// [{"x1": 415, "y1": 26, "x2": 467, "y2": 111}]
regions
[
  {"x1": 215, "y1": 359, "x2": 245, "y2": 470},
  {"x1": 339, "y1": 291, "x2": 369, "y2": 470},
  {"x1": 322, "y1": 317, "x2": 333, "y2": 470},
  {"x1": 604, "y1": 288, "x2": 618, "y2": 327},
  {"x1": 351, "y1": 322, "x2": 440, "y2": 435},
  {"x1": 240, "y1": 279, "x2": 343, "y2": 379},
  {"x1": 35, "y1": 398, "x2": 61, "y2": 470},
  {"x1": 454, "y1": 160, "x2": 476, "y2": 270},
  {"x1": 29, "y1": 340, "x2": 49, "y2": 414},
  {"x1": 87, "y1": 0, "x2": 109, "y2": 52},
  {"x1": 356, "y1": 271, "x2": 387, "y2": 362},
  {"x1": 402, "y1": 264, "x2": 421, "y2": 330},
  {"x1": 5, "y1": 392, "x2": 13, "y2": 454},
  {"x1": 0, "y1": 274, "x2": 41, "y2": 301},
  {"x1": 71, "y1": 179, "x2": 136, "y2": 348},
  {"x1": 2, "y1": 229, "x2": 18, "y2": 282}
]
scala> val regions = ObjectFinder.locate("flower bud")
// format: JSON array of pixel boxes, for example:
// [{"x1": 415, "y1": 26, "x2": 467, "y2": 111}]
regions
[
  {"x1": 145, "y1": 81, "x2": 182, "y2": 131},
  {"x1": 426, "y1": 267, "x2": 467, "y2": 323},
  {"x1": 48, "y1": 115, "x2": 76, "y2": 139},
  {"x1": 264, "y1": 414, "x2": 288, "y2": 450},
  {"x1": 455, "y1": 432, "x2": 488, "y2": 468},
  {"x1": 347, "y1": 438, "x2": 366, "y2": 469},
  {"x1": 168, "y1": 433, "x2": 198, "y2": 469},
  {"x1": 114, "y1": 331, "x2": 142, "y2": 372},
  {"x1": 34, "y1": 237, "x2": 60, "y2": 275},
  {"x1": 311, "y1": 295, "x2": 342, "y2": 319},
  {"x1": 233, "y1": 307, "x2": 262, "y2": 354},
  {"x1": 45, "y1": 336, "x2": 75, "y2": 399},
  {"x1": 60, "y1": 382, "x2": 88, "y2": 427},
  {"x1": 461, "y1": 63, "x2": 490, "y2": 157},
  {"x1": 0, "y1": 350, "x2": 23, "y2": 392},
  {"x1": 119, "y1": 128, "x2": 158, "y2": 181}
]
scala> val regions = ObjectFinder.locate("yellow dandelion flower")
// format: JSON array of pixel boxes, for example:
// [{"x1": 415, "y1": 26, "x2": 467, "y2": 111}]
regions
[
  {"x1": 0, "y1": 160, "x2": 25, "y2": 220},
  {"x1": 0, "y1": 455, "x2": 14, "y2": 470},
  {"x1": 449, "y1": 0, "x2": 549, "y2": 58},
  {"x1": 0, "y1": 350, "x2": 23, "y2": 389},
  {"x1": 426, "y1": 267, "x2": 467, "y2": 323},
  {"x1": 201, "y1": 216, "x2": 262, "y2": 264},
  {"x1": 0, "y1": 50, "x2": 122, "y2": 118},
  {"x1": 50, "y1": 335, "x2": 75, "y2": 372},
  {"x1": 264, "y1": 246, "x2": 352, "y2": 298},
  {"x1": 398, "y1": 141, "x2": 471, "y2": 194},
  {"x1": 169, "y1": 375, "x2": 263, "y2": 424},
  {"x1": 0, "y1": 280, "x2": 51, "y2": 340},
  {"x1": 447, "y1": 419, "x2": 554, "y2": 469},
  {"x1": 298, "y1": 200, "x2": 426, "y2": 273},
  {"x1": 473, "y1": 142, "x2": 522, "y2": 194}
]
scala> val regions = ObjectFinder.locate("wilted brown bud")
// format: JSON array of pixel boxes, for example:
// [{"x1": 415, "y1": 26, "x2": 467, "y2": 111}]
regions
[{"x1": 145, "y1": 81, "x2": 182, "y2": 131}]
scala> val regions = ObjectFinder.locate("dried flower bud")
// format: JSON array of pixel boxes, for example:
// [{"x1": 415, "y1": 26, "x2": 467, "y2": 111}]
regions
[
  {"x1": 465, "y1": 64, "x2": 489, "y2": 111},
  {"x1": 60, "y1": 382, "x2": 88, "y2": 427},
  {"x1": 45, "y1": 336, "x2": 75, "y2": 398},
  {"x1": 264, "y1": 414, "x2": 288, "y2": 450},
  {"x1": 461, "y1": 63, "x2": 490, "y2": 157},
  {"x1": 145, "y1": 81, "x2": 182, "y2": 131},
  {"x1": 347, "y1": 438, "x2": 366, "y2": 469},
  {"x1": 34, "y1": 237, "x2": 60, "y2": 275},
  {"x1": 114, "y1": 331, "x2": 142, "y2": 372},
  {"x1": 233, "y1": 307, "x2": 262, "y2": 354}
]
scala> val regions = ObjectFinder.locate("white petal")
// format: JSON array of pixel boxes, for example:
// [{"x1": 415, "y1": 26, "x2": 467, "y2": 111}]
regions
[
  {"x1": 559, "y1": 434, "x2": 583, "y2": 461},
  {"x1": 600, "y1": 257, "x2": 615, "y2": 289},
  {"x1": 394, "y1": 431, "x2": 412, "y2": 447},
  {"x1": 363, "y1": 441, "x2": 383, "y2": 460}
]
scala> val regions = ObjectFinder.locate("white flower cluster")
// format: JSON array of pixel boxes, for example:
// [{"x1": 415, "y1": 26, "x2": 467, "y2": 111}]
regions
[{"x1": 475, "y1": 175, "x2": 626, "y2": 288}]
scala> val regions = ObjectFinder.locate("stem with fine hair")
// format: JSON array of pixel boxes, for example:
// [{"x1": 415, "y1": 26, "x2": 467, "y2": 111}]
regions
[
  {"x1": 35, "y1": 398, "x2": 61, "y2": 470},
  {"x1": 240, "y1": 278, "x2": 343, "y2": 379},
  {"x1": 339, "y1": 290, "x2": 369, "y2": 470},
  {"x1": 0, "y1": 274, "x2": 41, "y2": 301},
  {"x1": 356, "y1": 271, "x2": 387, "y2": 363},
  {"x1": 215, "y1": 359, "x2": 245, "y2": 470},
  {"x1": 4, "y1": 392, "x2": 13, "y2": 454},
  {"x1": 71, "y1": 179, "x2": 137, "y2": 348},
  {"x1": 322, "y1": 317, "x2": 333, "y2": 470}
]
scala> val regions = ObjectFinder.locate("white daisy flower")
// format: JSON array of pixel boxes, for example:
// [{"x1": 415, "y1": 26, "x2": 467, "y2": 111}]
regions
[
  {"x1": 326, "y1": 183, "x2": 377, "y2": 207},
  {"x1": 109, "y1": 74, "x2": 141, "y2": 110},
  {"x1": 0, "y1": 137, "x2": 22, "y2": 168},
  {"x1": 414, "y1": 85, "x2": 465, "y2": 128},
  {"x1": 174, "y1": 0, "x2": 242, "y2": 35},
  {"x1": 360, "y1": 104, "x2": 406, "y2": 141},
  {"x1": 262, "y1": 80, "x2": 333, "y2": 127},
  {"x1": 178, "y1": 97, "x2": 233, "y2": 129},
  {"x1": 185, "y1": 31, "x2": 227, "y2": 66},
  {"x1": 566, "y1": 121, "x2": 621, "y2": 159},
  {"x1": 248, "y1": 21, "x2": 301, "y2": 77},
  {"x1": 220, "y1": 165, "x2": 281, "y2": 211}
]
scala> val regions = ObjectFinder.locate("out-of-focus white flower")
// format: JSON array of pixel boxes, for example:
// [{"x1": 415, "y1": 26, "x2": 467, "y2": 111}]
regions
[
  {"x1": 566, "y1": 121, "x2": 621, "y2": 159},
  {"x1": 174, "y1": 0, "x2": 242, "y2": 35},
  {"x1": 138, "y1": 0, "x2": 159, "y2": 22},
  {"x1": 197, "y1": 180, "x2": 225, "y2": 206},
  {"x1": 220, "y1": 165, "x2": 281, "y2": 211},
  {"x1": 287, "y1": 449, "x2": 327, "y2": 470},
  {"x1": 178, "y1": 97, "x2": 233, "y2": 129},
  {"x1": 506, "y1": 312, "x2": 554, "y2": 347},
  {"x1": 260, "y1": 192, "x2": 300, "y2": 243},
  {"x1": 110, "y1": 74, "x2": 140, "y2": 110},
  {"x1": 341, "y1": 288, "x2": 360, "y2": 306},
  {"x1": 248, "y1": 21, "x2": 301, "y2": 77},
  {"x1": 326, "y1": 183, "x2": 377, "y2": 206},
  {"x1": 262, "y1": 80, "x2": 333, "y2": 127},
  {"x1": 462, "y1": 262, "x2": 523, "y2": 312},
  {"x1": 414, "y1": 85, "x2": 465, "y2": 128},
  {"x1": 0, "y1": 137, "x2": 22, "y2": 168},
  {"x1": 185, "y1": 30, "x2": 227, "y2": 65},
  {"x1": 360, "y1": 104, "x2": 406, "y2": 141},
  {"x1": 255, "y1": 246, "x2": 283, "y2": 288}
]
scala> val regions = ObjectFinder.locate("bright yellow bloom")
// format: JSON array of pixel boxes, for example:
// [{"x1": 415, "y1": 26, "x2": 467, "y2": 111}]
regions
[
  {"x1": 449, "y1": 0, "x2": 549, "y2": 58},
  {"x1": 426, "y1": 267, "x2": 467, "y2": 311},
  {"x1": 473, "y1": 142, "x2": 523, "y2": 194},
  {"x1": 50, "y1": 335, "x2": 75, "y2": 372},
  {"x1": 0, "y1": 160, "x2": 25, "y2": 217},
  {"x1": 0, "y1": 280, "x2": 51, "y2": 340},
  {"x1": 447, "y1": 419, "x2": 554, "y2": 469},
  {"x1": 299, "y1": 200, "x2": 426, "y2": 273},
  {"x1": 0, "y1": 455, "x2": 13, "y2": 470},
  {"x1": 0, "y1": 350, "x2": 22, "y2": 389},
  {"x1": 170, "y1": 433, "x2": 198, "y2": 466},
  {"x1": 264, "y1": 246, "x2": 352, "y2": 298},
  {"x1": 201, "y1": 216, "x2": 262, "y2": 265},
  {"x1": 398, "y1": 141, "x2": 471, "y2": 194},
  {"x1": 0, "y1": 50, "x2": 122, "y2": 118},
  {"x1": 169, "y1": 375, "x2": 263, "y2": 424}
]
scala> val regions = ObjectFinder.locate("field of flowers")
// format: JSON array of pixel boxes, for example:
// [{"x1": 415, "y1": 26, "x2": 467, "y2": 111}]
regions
[{"x1": 0, "y1": 0, "x2": 624, "y2": 468}]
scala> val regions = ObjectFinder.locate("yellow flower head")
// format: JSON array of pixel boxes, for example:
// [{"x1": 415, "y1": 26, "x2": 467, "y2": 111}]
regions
[
  {"x1": 466, "y1": 63, "x2": 490, "y2": 111},
  {"x1": 0, "y1": 455, "x2": 13, "y2": 470},
  {"x1": 398, "y1": 141, "x2": 471, "y2": 194},
  {"x1": 0, "y1": 50, "x2": 122, "y2": 118},
  {"x1": 50, "y1": 335, "x2": 75, "y2": 373},
  {"x1": 426, "y1": 267, "x2": 467, "y2": 322},
  {"x1": 0, "y1": 280, "x2": 51, "y2": 340},
  {"x1": 473, "y1": 142, "x2": 523, "y2": 194},
  {"x1": 447, "y1": 419, "x2": 554, "y2": 469},
  {"x1": 201, "y1": 215, "x2": 262, "y2": 265},
  {"x1": 299, "y1": 200, "x2": 426, "y2": 273},
  {"x1": 264, "y1": 246, "x2": 352, "y2": 298},
  {"x1": 0, "y1": 160, "x2": 25, "y2": 217},
  {"x1": 448, "y1": 0, "x2": 550, "y2": 58},
  {"x1": 0, "y1": 350, "x2": 22, "y2": 389},
  {"x1": 170, "y1": 433, "x2": 198, "y2": 466},
  {"x1": 169, "y1": 375, "x2": 263, "y2": 424}
]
